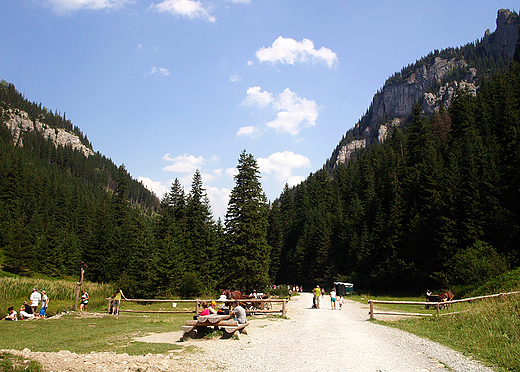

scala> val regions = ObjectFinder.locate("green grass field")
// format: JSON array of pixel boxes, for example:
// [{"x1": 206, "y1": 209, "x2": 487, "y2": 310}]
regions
[
  {"x1": 2, "y1": 270, "x2": 520, "y2": 371},
  {"x1": 0, "y1": 311, "x2": 190, "y2": 355}
]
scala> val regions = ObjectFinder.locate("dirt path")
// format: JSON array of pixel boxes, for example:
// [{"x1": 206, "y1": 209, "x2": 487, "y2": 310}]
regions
[
  {"x1": 173, "y1": 292, "x2": 495, "y2": 372},
  {"x1": 4, "y1": 293, "x2": 496, "y2": 371}
]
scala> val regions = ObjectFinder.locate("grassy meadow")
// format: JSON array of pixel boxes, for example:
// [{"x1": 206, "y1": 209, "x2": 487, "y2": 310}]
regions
[
  {"x1": 1, "y1": 270, "x2": 520, "y2": 371},
  {"x1": 0, "y1": 271, "x2": 114, "y2": 317}
]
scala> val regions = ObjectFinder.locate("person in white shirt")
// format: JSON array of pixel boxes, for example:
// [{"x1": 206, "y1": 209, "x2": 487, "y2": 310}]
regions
[
  {"x1": 4, "y1": 307, "x2": 17, "y2": 321},
  {"x1": 330, "y1": 288, "x2": 337, "y2": 310},
  {"x1": 29, "y1": 288, "x2": 41, "y2": 313}
]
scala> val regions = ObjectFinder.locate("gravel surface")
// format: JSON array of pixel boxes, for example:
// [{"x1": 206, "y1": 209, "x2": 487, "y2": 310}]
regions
[
  {"x1": 3, "y1": 293, "x2": 497, "y2": 372},
  {"x1": 190, "y1": 293, "x2": 496, "y2": 372}
]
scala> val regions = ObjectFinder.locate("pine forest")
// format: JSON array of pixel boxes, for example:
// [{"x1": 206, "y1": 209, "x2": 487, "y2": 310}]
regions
[{"x1": 1, "y1": 37, "x2": 520, "y2": 298}]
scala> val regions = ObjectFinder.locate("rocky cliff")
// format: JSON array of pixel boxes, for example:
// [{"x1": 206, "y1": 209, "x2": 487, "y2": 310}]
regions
[
  {"x1": 333, "y1": 9, "x2": 519, "y2": 167},
  {"x1": 3, "y1": 107, "x2": 95, "y2": 157}
]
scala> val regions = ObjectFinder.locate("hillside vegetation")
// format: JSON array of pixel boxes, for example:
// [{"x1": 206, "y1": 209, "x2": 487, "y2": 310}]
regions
[
  {"x1": 1, "y1": 25, "x2": 520, "y2": 298},
  {"x1": 267, "y1": 61, "x2": 520, "y2": 293}
]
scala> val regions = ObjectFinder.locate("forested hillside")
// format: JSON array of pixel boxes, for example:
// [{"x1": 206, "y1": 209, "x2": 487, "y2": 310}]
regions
[
  {"x1": 267, "y1": 60, "x2": 520, "y2": 293},
  {"x1": 1, "y1": 85, "x2": 269, "y2": 298},
  {"x1": 2, "y1": 15, "x2": 520, "y2": 297},
  {"x1": 0, "y1": 81, "x2": 160, "y2": 280},
  {"x1": 327, "y1": 9, "x2": 520, "y2": 169}
]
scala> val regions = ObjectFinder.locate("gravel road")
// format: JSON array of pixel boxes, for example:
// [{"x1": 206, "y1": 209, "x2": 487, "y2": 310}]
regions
[
  {"x1": 4, "y1": 293, "x2": 497, "y2": 372},
  {"x1": 182, "y1": 292, "x2": 496, "y2": 372}
]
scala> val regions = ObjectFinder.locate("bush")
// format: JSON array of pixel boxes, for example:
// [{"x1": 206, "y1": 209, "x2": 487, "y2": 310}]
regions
[{"x1": 451, "y1": 241, "x2": 508, "y2": 285}]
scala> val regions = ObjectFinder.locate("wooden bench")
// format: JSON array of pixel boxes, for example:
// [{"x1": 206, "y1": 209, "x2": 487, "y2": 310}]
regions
[{"x1": 182, "y1": 314, "x2": 249, "y2": 335}]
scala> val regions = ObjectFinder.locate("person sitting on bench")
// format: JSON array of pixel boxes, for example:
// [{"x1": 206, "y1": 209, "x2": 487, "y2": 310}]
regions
[{"x1": 230, "y1": 300, "x2": 246, "y2": 324}]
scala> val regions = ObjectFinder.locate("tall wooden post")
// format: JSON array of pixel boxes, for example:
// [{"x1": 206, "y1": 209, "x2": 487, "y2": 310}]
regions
[
  {"x1": 74, "y1": 261, "x2": 87, "y2": 311},
  {"x1": 369, "y1": 300, "x2": 374, "y2": 319}
]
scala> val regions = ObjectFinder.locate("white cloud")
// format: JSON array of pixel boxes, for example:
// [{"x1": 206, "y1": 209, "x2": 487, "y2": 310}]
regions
[
  {"x1": 237, "y1": 125, "x2": 262, "y2": 137},
  {"x1": 242, "y1": 86, "x2": 273, "y2": 108},
  {"x1": 242, "y1": 87, "x2": 318, "y2": 136},
  {"x1": 138, "y1": 177, "x2": 169, "y2": 198},
  {"x1": 227, "y1": 0, "x2": 250, "y2": 3},
  {"x1": 230, "y1": 74, "x2": 242, "y2": 83},
  {"x1": 206, "y1": 186, "x2": 231, "y2": 220},
  {"x1": 149, "y1": 0, "x2": 216, "y2": 22},
  {"x1": 256, "y1": 36, "x2": 338, "y2": 68},
  {"x1": 162, "y1": 153, "x2": 206, "y2": 173},
  {"x1": 146, "y1": 66, "x2": 170, "y2": 76},
  {"x1": 201, "y1": 168, "x2": 223, "y2": 183},
  {"x1": 267, "y1": 88, "x2": 318, "y2": 135},
  {"x1": 287, "y1": 175, "x2": 305, "y2": 187},
  {"x1": 43, "y1": 0, "x2": 130, "y2": 14},
  {"x1": 257, "y1": 151, "x2": 311, "y2": 184}
]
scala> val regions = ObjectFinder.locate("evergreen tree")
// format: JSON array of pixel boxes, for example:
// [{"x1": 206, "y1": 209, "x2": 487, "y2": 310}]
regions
[
  {"x1": 223, "y1": 151, "x2": 270, "y2": 292},
  {"x1": 186, "y1": 170, "x2": 218, "y2": 291}
]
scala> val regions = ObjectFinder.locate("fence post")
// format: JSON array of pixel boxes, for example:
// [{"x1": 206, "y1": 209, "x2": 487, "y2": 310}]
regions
[
  {"x1": 282, "y1": 299, "x2": 287, "y2": 317},
  {"x1": 369, "y1": 300, "x2": 374, "y2": 319},
  {"x1": 436, "y1": 303, "x2": 440, "y2": 315},
  {"x1": 107, "y1": 298, "x2": 112, "y2": 314},
  {"x1": 196, "y1": 299, "x2": 200, "y2": 314}
]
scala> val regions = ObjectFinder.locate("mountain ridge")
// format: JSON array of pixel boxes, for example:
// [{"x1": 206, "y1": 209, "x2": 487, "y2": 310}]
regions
[{"x1": 328, "y1": 8, "x2": 519, "y2": 169}]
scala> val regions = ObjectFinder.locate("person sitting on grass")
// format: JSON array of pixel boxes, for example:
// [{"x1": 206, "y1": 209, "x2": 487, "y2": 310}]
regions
[
  {"x1": 4, "y1": 307, "x2": 17, "y2": 321},
  {"x1": 20, "y1": 301, "x2": 35, "y2": 320}
]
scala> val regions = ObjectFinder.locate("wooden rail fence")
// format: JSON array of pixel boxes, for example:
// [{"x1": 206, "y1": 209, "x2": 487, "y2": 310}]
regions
[
  {"x1": 106, "y1": 298, "x2": 288, "y2": 316},
  {"x1": 368, "y1": 290, "x2": 520, "y2": 319}
]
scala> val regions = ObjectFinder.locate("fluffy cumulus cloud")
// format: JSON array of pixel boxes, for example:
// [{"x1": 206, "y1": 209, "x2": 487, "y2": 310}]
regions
[
  {"x1": 268, "y1": 88, "x2": 318, "y2": 135},
  {"x1": 242, "y1": 86, "x2": 273, "y2": 108},
  {"x1": 256, "y1": 36, "x2": 338, "y2": 68},
  {"x1": 149, "y1": 0, "x2": 216, "y2": 22},
  {"x1": 43, "y1": 0, "x2": 129, "y2": 14},
  {"x1": 162, "y1": 153, "x2": 207, "y2": 173},
  {"x1": 257, "y1": 151, "x2": 310, "y2": 185},
  {"x1": 237, "y1": 126, "x2": 262, "y2": 137},
  {"x1": 241, "y1": 87, "x2": 318, "y2": 136}
]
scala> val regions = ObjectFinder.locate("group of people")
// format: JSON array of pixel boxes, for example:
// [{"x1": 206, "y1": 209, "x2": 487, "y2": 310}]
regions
[
  {"x1": 4, "y1": 288, "x2": 49, "y2": 321},
  {"x1": 197, "y1": 299, "x2": 247, "y2": 324},
  {"x1": 312, "y1": 285, "x2": 344, "y2": 310}
]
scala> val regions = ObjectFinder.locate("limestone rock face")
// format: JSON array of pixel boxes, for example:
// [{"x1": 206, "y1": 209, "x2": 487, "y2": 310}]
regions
[
  {"x1": 4, "y1": 108, "x2": 95, "y2": 157},
  {"x1": 333, "y1": 9, "x2": 518, "y2": 166},
  {"x1": 483, "y1": 9, "x2": 519, "y2": 58}
]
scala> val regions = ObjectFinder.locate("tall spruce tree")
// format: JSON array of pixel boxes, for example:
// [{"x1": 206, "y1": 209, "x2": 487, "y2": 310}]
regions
[{"x1": 223, "y1": 151, "x2": 270, "y2": 292}]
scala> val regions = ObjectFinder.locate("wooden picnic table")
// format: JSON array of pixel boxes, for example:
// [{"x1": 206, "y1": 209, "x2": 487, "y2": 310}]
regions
[{"x1": 182, "y1": 314, "x2": 249, "y2": 335}]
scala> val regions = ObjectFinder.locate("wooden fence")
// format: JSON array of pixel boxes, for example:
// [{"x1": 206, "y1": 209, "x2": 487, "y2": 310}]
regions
[
  {"x1": 368, "y1": 290, "x2": 520, "y2": 319},
  {"x1": 106, "y1": 298, "x2": 288, "y2": 316}
]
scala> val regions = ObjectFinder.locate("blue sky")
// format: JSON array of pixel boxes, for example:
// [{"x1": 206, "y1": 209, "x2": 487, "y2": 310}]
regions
[{"x1": 1, "y1": 0, "x2": 517, "y2": 219}]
